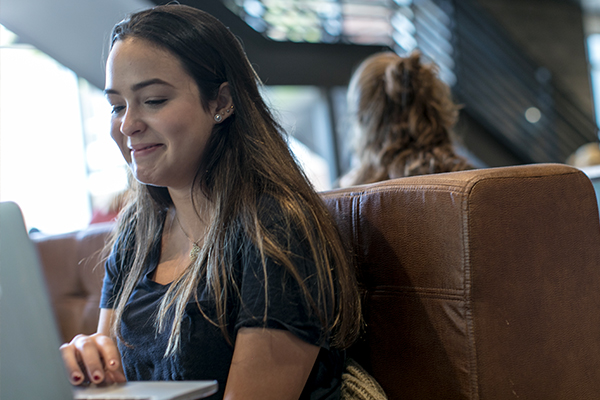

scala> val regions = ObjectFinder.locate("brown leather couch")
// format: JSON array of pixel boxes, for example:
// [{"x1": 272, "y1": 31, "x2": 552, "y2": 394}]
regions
[
  {"x1": 33, "y1": 222, "x2": 109, "y2": 343},
  {"x1": 33, "y1": 163, "x2": 600, "y2": 399}
]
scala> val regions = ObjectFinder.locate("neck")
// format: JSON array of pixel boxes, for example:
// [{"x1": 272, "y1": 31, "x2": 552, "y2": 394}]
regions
[{"x1": 168, "y1": 187, "x2": 211, "y2": 241}]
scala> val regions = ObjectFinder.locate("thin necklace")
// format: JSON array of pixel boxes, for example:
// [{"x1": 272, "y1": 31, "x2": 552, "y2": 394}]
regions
[{"x1": 174, "y1": 211, "x2": 202, "y2": 261}]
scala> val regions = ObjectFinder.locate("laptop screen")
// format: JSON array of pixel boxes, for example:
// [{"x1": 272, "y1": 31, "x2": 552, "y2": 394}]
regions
[
  {"x1": 0, "y1": 201, "x2": 218, "y2": 400},
  {"x1": 0, "y1": 201, "x2": 74, "y2": 399}
]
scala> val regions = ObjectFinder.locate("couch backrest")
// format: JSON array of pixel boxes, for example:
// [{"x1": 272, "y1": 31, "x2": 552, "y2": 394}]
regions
[
  {"x1": 320, "y1": 163, "x2": 600, "y2": 399},
  {"x1": 34, "y1": 163, "x2": 600, "y2": 399}
]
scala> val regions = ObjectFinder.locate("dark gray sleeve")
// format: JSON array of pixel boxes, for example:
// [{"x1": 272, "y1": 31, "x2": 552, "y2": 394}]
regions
[{"x1": 234, "y1": 200, "x2": 330, "y2": 349}]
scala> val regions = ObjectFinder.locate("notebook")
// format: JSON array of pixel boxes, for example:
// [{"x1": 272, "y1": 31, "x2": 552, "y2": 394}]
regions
[{"x1": 0, "y1": 201, "x2": 218, "y2": 400}]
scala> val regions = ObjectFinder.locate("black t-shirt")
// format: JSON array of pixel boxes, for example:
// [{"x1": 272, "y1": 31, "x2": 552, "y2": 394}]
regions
[{"x1": 100, "y1": 203, "x2": 344, "y2": 399}]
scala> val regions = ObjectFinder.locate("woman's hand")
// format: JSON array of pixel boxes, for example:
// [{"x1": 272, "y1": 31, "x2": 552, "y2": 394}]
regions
[
  {"x1": 60, "y1": 309, "x2": 125, "y2": 385},
  {"x1": 60, "y1": 332, "x2": 126, "y2": 385}
]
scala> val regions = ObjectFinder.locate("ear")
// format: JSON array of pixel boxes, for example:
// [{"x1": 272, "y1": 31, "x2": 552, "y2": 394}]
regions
[{"x1": 211, "y1": 82, "x2": 234, "y2": 124}]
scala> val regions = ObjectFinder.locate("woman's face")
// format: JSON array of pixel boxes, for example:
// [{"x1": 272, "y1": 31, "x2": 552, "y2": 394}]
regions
[{"x1": 105, "y1": 37, "x2": 216, "y2": 190}]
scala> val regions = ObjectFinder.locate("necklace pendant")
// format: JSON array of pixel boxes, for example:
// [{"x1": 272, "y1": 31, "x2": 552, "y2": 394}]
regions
[{"x1": 190, "y1": 243, "x2": 201, "y2": 260}]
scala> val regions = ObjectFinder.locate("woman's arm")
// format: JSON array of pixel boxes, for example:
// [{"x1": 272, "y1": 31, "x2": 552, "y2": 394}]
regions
[
  {"x1": 223, "y1": 327, "x2": 320, "y2": 400},
  {"x1": 59, "y1": 309, "x2": 126, "y2": 385}
]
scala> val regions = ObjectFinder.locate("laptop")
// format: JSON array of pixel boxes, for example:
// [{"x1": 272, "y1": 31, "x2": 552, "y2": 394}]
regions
[{"x1": 0, "y1": 201, "x2": 218, "y2": 400}]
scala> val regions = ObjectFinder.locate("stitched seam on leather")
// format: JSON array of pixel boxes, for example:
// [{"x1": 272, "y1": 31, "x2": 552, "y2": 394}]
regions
[
  {"x1": 320, "y1": 186, "x2": 467, "y2": 200},
  {"x1": 352, "y1": 195, "x2": 360, "y2": 266},
  {"x1": 319, "y1": 166, "x2": 581, "y2": 201},
  {"x1": 369, "y1": 290, "x2": 464, "y2": 301},
  {"x1": 462, "y1": 181, "x2": 479, "y2": 400},
  {"x1": 369, "y1": 286, "x2": 463, "y2": 295}
]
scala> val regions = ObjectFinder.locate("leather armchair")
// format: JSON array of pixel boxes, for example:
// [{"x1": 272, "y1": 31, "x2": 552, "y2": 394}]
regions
[
  {"x1": 321, "y1": 163, "x2": 600, "y2": 399},
  {"x1": 33, "y1": 163, "x2": 600, "y2": 399},
  {"x1": 32, "y1": 222, "x2": 109, "y2": 343}
]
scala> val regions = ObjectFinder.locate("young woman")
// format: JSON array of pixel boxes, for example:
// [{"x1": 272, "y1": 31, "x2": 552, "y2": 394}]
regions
[
  {"x1": 339, "y1": 51, "x2": 473, "y2": 187},
  {"x1": 60, "y1": 5, "x2": 361, "y2": 399}
]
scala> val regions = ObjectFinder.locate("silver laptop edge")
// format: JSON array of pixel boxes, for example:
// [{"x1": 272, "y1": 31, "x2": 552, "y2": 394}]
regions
[{"x1": 0, "y1": 201, "x2": 217, "y2": 400}]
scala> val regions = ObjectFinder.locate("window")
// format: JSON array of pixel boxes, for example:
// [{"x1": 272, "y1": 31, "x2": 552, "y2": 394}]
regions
[
  {"x1": 224, "y1": 0, "x2": 409, "y2": 48},
  {"x1": 588, "y1": 33, "x2": 600, "y2": 128},
  {"x1": 262, "y1": 86, "x2": 336, "y2": 191},
  {"x1": 0, "y1": 25, "x2": 127, "y2": 234},
  {"x1": 0, "y1": 25, "x2": 336, "y2": 234}
]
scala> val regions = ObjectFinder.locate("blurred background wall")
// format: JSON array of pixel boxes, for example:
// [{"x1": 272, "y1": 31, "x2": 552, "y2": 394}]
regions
[{"x1": 1, "y1": 0, "x2": 599, "y2": 232}]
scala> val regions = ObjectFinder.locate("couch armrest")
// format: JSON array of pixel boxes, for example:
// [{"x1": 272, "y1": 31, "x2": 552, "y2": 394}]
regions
[
  {"x1": 32, "y1": 222, "x2": 114, "y2": 343},
  {"x1": 321, "y1": 163, "x2": 600, "y2": 399}
]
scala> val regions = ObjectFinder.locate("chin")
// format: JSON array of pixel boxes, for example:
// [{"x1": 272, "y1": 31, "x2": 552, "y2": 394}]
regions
[
  {"x1": 134, "y1": 177, "x2": 163, "y2": 187},
  {"x1": 132, "y1": 171, "x2": 160, "y2": 187}
]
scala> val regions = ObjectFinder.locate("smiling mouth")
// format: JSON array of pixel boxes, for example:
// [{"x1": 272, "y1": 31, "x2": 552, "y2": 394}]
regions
[{"x1": 130, "y1": 144, "x2": 163, "y2": 155}]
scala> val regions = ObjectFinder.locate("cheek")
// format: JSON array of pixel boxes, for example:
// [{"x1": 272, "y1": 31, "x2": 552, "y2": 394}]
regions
[
  {"x1": 109, "y1": 119, "x2": 120, "y2": 142},
  {"x1": 110, "y1": 122, "x2": 131, "y2": 161}
]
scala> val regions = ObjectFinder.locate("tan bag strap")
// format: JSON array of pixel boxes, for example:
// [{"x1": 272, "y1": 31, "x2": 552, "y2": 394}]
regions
[{"x1": 340, "y1": 358, "x2": 388, "y2": 400}]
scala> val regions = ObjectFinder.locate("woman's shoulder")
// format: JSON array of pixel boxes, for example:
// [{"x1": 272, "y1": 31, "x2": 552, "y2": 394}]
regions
[
  {"x1": 255, "y1": 192, "x2": 292, "y2": 226},
  {"x1": 105, "y1": 226, "x2": 137, "y2": 274},
  {"x1": 255, "y1": 191, "x2": 317, "y2": 236}
]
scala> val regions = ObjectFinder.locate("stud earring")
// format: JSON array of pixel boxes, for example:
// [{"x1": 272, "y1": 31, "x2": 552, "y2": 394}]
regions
[
  {"x1": 214, "y1": 114, "x2": 222, "y2": 122},
  {"x1": 226, "y1": 105, "x2": 234, "y2": 114}
]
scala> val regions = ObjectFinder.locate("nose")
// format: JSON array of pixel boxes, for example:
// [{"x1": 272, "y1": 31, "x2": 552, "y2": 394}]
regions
[{"x1": 120, "y1": 106, "x2": 145, "y2": 136}]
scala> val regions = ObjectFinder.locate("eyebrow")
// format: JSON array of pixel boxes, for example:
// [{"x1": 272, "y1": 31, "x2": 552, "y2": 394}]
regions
[{"x1": 104, "y1": 78, "x2": 173, "y2": 95}]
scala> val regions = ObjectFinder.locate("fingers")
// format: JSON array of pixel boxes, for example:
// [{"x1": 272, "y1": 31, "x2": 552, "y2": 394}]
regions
[
  {"x1": 60, "y1": 341, "x2": 86, "y2": 385},
  {"x1": 104, "y1": 369, "x2": 127, "y2": 384},
  {"x1": 95, "y1": 335, "x2": 123, "y2": 373},
  {"x1": 60, "y1": 333, "x2": 123, "y2": 386},
  {"x1": 78, "y1": 335, "x2": 108, "y2": 384},
  {"x1": 95, "y1": 335, "x2": 126, "y2": 383}
]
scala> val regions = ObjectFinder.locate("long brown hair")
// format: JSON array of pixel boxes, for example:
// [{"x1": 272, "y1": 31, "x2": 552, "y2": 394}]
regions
[
  {"x1": 106, "y1": 4, "x2": 361, "y2": 356},
  {"x1": 341, "y1": 51, "x2": 472, "y2": 186}
]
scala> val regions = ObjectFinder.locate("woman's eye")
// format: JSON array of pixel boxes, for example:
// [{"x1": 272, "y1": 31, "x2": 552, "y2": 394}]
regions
[
  {"x1": 111, "y1": 105, "x2": 125, "y2": 114},
  {"x1": 146, "y1": 99, "x2": 167, "y2": 106}
]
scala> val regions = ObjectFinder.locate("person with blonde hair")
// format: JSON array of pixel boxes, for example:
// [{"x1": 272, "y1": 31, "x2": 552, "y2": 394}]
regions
[
  {"x1": 59, "y1": 5, "x2": 361, "y2": 399},
  {"x1": 339, "y1": 51, "x2": 472, "y2": 187},
  {"x1": 566, "y1": 142, "x2": 600, "y2": 168}
]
